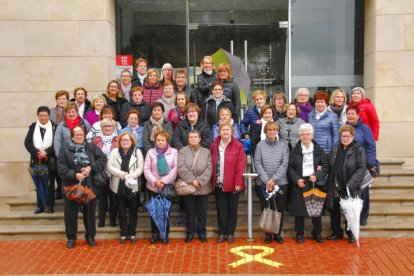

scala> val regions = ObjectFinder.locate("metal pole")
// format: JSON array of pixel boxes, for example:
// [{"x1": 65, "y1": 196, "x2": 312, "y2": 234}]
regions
[
  {"x1": 185, "y1": 0, "x2": 190, "y2": 84},
  {"x1": 230, "y1": 40, "x2": 234, "y2": 55},
  {"x1": 244, "y1": 40, "x2": 248, "y2": 71},
  {"x1": 243, "y1": 173, "x2": 258, "y2": 242}
]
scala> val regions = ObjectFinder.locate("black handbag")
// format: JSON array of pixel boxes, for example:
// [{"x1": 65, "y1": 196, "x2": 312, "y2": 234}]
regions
[
  {"x1": 47, "y1": 156, "x2": 57, "y2": 174},
  {"x1": 160, "y1": 184, "x2": 178, "y2": 202},
  {"x1": 93, "y1": 170, "x2": 110, "y2": 187}
]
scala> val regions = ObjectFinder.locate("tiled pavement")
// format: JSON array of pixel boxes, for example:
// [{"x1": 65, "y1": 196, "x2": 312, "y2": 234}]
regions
[{"x1": 0, "y1": 238, "x2": 413, "y2": 275}]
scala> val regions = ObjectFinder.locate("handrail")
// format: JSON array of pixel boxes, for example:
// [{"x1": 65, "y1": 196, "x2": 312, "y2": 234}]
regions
[{"x1": 243, "y1": 173, "x2": 258, "y2": 242}]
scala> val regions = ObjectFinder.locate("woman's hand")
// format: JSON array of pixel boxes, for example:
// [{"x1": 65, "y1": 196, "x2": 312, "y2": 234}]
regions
[
  {"x1": 76, "y1": 172, "x2": 85, "y2": 182},
  {"x1": 266, "y1": 179, "x2": 275, "y2": 192},
  {"x1": 37, "y1": 150, "x2": 48, "y2": 160},
  {"x1": 309, "y1": 175, "x2": 317, "y2": 182},
  {"x1": 155, "y1": 180, "x2": 165, "y2": 189},
  {"x1": 297, "y1": 179, "x2": 305, "y2": 188},
  {"x1": 192, "y1": 179, "x2": 200, "y2": 188},
  {"x1": 256, "y1": 120, "x2": 262, "y2": 124},
  {"x1": 120, "y1": 171, "x2": 128, "y2": 181},
  {"x1": 81, "y1": 166, "x2": 91, "y2": 177},
  {"x1": 234, "y1": 185, "x2": 241, "y2": 192}
]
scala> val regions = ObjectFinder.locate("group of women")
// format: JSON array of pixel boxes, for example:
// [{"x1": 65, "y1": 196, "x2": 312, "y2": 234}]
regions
[{"x1": 24, "y1": 55, "x2": 379, "y2": 248}]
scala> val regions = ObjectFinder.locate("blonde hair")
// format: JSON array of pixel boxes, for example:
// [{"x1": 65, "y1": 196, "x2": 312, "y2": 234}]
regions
[
  {"x1": 91, "y1": 95, "x2": 107, "y2": 109},
  {"x1": 329, "y1": 88, "x2": 347, "y2": 105},
  {"x1": 251, "y1": 90, "x2": 268, "y2": 101}
]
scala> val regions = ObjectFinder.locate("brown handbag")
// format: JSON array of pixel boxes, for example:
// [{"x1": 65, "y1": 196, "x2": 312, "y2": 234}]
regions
[
  {"x1": 258, "y1": 196, "x2": 281, "y2": 234},
  {"x1": 174, "y1": 149, "x2": 200, "y2": 196}
]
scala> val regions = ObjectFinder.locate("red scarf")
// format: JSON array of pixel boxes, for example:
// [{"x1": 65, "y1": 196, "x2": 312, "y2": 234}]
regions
[{"x1": 65, "y1": 116, "x2": 80, "y2": 131}]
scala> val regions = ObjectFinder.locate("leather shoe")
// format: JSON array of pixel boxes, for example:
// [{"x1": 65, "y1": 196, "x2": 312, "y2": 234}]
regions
[
  {"x1": 130, "y1": 236, "x2": 136, "y2": 243},
  {"x1": 296, "y1": 234, "x2": 304, "y2": 243},
  {"x1": 217, "y1": 235, "x2": 225, "y2": 243},
  {"x1": 120, "y1": 236, "x2": 127, "y2": 244},
  {"x1": 227, "y1": 235, "x2": 234, "y2": 243},
  {"x1": 264, "y1": 234, "x2": 272, "y2": 244},
  {"x1": 34, "y1": 207, "x2": 44, "y2": 214},
  {"x1": 47, "y1": 207, "x2": 54, "y2": 214},
  {"x1": 66, "y1": 239, "x2": 75, "y2": 249},
  {"x1": 274, "y1": 234, "x2": 284, "y2": 243},
  {"x1": 327, "y1": 233, "x2": 343, "y2": 240},
  {"x1": 360, "y1": 218, "x2": 367, "y2": 226},
  {"x1": 185, "y1": 234, "x2": 194, "y2": 243},
  {"x1": 150, "y1": 234, "x2": 159, "y2": 244},
  {"x1": 348, "y1": 235, "x2": 356, "y2": 244},
  {"x1": 86, "y1": 237, "x2": 96, "y2": 247},
  {"x1": 199, "y1": 234, "x2": 207, "y2": 243},
  {"x1": 162, "y1": 235, "x2": 169, "y2": 244},
  {"x1": 313, "y1": 234, "x2": 324, "y2": 243},
  {"x1": 98, "y1": 219, "x2": 105, "y2": 228},
  {"x1": 109, "y1": 220, "x2": 116, "y2": 227}
]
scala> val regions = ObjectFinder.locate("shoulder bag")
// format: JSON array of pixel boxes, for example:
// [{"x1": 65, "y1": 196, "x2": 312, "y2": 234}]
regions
[
  {"x1": 174, "y1": 149, "x2": 200, "y2": 196},
  {"x1": 258, "y1": 195, "x2": 281, "y2": 234}
]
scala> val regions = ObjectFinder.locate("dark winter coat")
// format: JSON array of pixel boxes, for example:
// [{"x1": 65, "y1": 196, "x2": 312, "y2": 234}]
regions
[
  {"x1": 24, "y1": 122, "x2": 56, "y2": 167},
  {"x1": 222, "y1": 79, "x2": 241, "y2": 121},
  {"x1": 119, "y1": 100, "x2": 151, "y2": 127},
  {"x1": 240, "y1": 106, "x2": 260, "y2": 137},
  {"x1": 288, "y1": 141, "x2": 329, "y2": 217},
  {"x1": 172, "y1": 118, "x2": 212, "y2": 150},
  {"x1": 141, "y1": 119, "x2": 173, "y2": 154},
  {"x1": 202, "y1": 94, "x2": 237, "y2": 127},
  {"x1": 69, "y1": 98, "x2": 92, "y2": 118},
  {"x1": 174, "y1": 85, "x2": 199, "y2": 105},
  {"x1": 348, "y1": 118, "x2": 376, "y2": 168},
  {"x1": 102, "y1": 94, "x2": 128, "y2": 122},
  {"x1": 197, "y1": 70, "x2": 217, "y2": 103}
]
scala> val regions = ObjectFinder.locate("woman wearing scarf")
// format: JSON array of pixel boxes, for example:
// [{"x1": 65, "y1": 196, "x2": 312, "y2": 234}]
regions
[
  {"x1": 24, "y1": 106, "x2": 56, "y2": 214},
  {"x1": 250, "y1": 105, "x2": 275, "y2": 155},
  {"x1": 203, "y1": 82, "x2": 237, "y2": 128},
  {"x1": 288, "y1": 123, "x2": 329, "y2": 244},
  {"x1": 144, "y1": 130, "x2": 178, "y2": 244},
  {"x1": 50, "y1": 90, "x2": 69, "y2": 125},
  {"x1": 217, "y1": 63, "x2": 241, "y2": 120},
  {"x1": 69, "y1": 87, "x2": 92, "y2": 118},
  {"x1": 142, "y1": 102, "x2": 173, "y2": 154},
  {"x1": 84, "y1": 95, "x2": 107, "y2": 126},
  {"x1": 156, "y1": 81, "x2": 176, "y2": 118},
  {"x1": 120, "y1": 110, "x2": 144, "y2": 150},
  {"x1": 327, "y1": 88, "x2": 348, "y2": 126},
  {"x1": 167, "y1": 92, "x2": 188, "y2": 130},
  {"x1": 211, "y1": 107, "x2": 241, "y2": 141},
  {"x1": 57, "y1": 126, "x2": 107, "y2": 249},
  {"x1": 210, "y1": 123, "x2": 246, "y2": 243},
  {"x1": 92, "y1": 119, "x2": 118, "y2": 227},
  {"x1": 143, "y1": 68, "x2": 163, "y2": 105},
  {"x1": 254, "y1": 122, "x2": 289, "y2": 244},
  {"x1": 102, "y1": 80, "x2": 128, "y2": 121},
  {"x1": 295, "y1": 87, "x2": 313, "y2": 122},
  {"x1": 272, "y1": 91, "x2": 287, "y2": 121},
  {"x1": 86, "y1": 105, "x2": 122, "y2": 142},
  {"x1": 197, "y1": 56, "x2": 218, "y2": 104},
  {"x1": 107, "y1": 132, "x2": 144, "y2": 244},
  {"x1": 277, "y1": 103, "x2": 305, "y2": 150}
]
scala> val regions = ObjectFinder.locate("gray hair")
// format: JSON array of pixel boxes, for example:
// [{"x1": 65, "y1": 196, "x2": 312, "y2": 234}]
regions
[
  {"x1": 295, "y1": 87, "x2": 310, "y2": 100},
  {"x1": 100, "y1": 118, "x2": 115, "y2": 128},
  {"x1": 299, "y1": 123, "x2": 314, "y2": 135},
  {"x1": 160, "y1": 63, "x2": 174, "y2": 81},
  {"x1": 351, "y1": 87, "x2": 366, "y2": 99}
]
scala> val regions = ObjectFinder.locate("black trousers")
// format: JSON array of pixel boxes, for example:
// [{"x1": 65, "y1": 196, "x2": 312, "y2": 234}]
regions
[
  {"x1": 256, "y1": 184, "x2": 287, "y2": 236},
  {"x1": 148, "y1": 191, "x2": 170, "y2": 235},
  {"x1": 360, "y1": 187, "x2": 370, "y2": 221},
  {"x1": 294, "y1": 216, "x2": 322, "y2": 237},
  {"x1": 117, "y1": 194, "x2": 138, "y2": 236},
  {"x1": 64, "y1": 198, "x2": 96, "y2": 240},
  {"x1": 97, "y1": 186, "x2": 117, "y2": 223},
  {"x1": 330, "y1": 196, "x2": 353, "y2": 238},
  {"x1": 36, "y1": 174, "x2": 55, "y2": 208},
  {"x1": 182, "y1": 194, "x2": 209, "y2": 236},
  {"x1": 215, "y1": 188, "x2": 240, "y2": 236}
]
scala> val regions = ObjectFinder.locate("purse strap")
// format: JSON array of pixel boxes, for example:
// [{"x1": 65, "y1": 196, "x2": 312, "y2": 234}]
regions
[{"x1": 190, "y1": 149, "x2": 200, "y2": 171}]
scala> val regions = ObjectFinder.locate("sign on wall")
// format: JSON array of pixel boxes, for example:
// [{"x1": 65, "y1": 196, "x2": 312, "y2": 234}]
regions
[{"x1": 116, "y1": 55, "x2": 133, "y2": 79}]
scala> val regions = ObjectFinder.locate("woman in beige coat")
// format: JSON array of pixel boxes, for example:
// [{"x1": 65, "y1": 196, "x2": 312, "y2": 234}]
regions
[
  {"x1": 107, "y1": 132, "x2": 144, "y2": 244},
  {"x1": 177, "y1": 130, "x2": 213, "y2": 243}
]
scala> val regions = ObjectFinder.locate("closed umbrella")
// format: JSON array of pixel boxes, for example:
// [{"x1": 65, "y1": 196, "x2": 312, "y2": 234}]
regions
[
  {"x1": 340, "y1": 187, "x2": 363, "y2": 247},
  {"x1": 145, "y1": 195, "x2": 171, "y2": 240},
  {"x1": 302, "y1": 183, "x2": 327, "y2": 218}
]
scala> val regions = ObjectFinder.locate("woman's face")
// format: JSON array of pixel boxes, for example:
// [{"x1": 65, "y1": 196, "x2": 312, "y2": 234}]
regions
[
  {"x1": 274, "y1": 96, "x2": 285, "y2": 109},
  {"x1": 218, "y1": 70, "x2": 229, "y2": 80},
  {"x1": 334, "y1": 92, "x2": 346, "y2": 106},
  {"x1": 120, "y1": 72, "x2": 132, "y2": 85},
  {"x1": 72, "y1": 129, "x2": 85, "y2": 145},
  {"x1": 152, "y1": 106, "x2": 163, "y2": 121},
  {"x1": 265, "y1": 126, "x2": 278, "y2": 141},
  {"x1": 300, "y1": 130, "x2": 313, "y2": 145},
  {"x1": 220, "y1": 110, "x2": 231, "y2": 123},
  {"x1": 297, "y1": 91, "x2": 309, "y2": 105},
  {"x1": 56, "y1": 95, "x2": 67, "y2": 109},
  {"x1": 66, "y1": 108, "x2": 78, "y2": 121},
  {"x1": 162, "y1": 67, "x2": 173, "y2": 81},
  {"x1": 108, "y1": 83, "x2": 119, "y2": 97},
  {"x1": 315, "y1": 99, "x2": 327, "y2": 112},
  {"x1": 120, "y1": 135, "x2": 132, "y2": 151},
  {"x1": 75, "y1": 90, "x2": 86, "y2": 104},
  {"x1": 102, "y1": 123, "x2": 114, "y2": 136},
  {"x1": 176, "y1": 94, "x2": 187, "y2": 108},
  {"x1": 163, "y1": 85, "x2": 174, "y2": 98},
  {"x1": 188, "y1": 133, "x2": 201, "y2": 148},
  {"x1": 203, "y1": 58, "x2": 213, "y2": 71},
  {"x1": 340, "y1": 131, "x2": 354, "y2": 147},
  {"x1": 286, "y1": 105, "x2": 297, "y2": 119},
  {"x1": 346, "y1": 110, "x2": 359, "y2": 125},
  {"x1": 128, "y1": 114, "x2": 139, "y2": 127},
  {"x1": 132, "y1": 91, "x2": 143, "y2": 104},
  {"x1": 38, "y1": 111, "x2": 50, "y2": 125},
  {"x1": 175, "y1": 74, "x2": 186, "y2": 87},
  {"x1": 262, "y1": 108, "x2": 273, "y2": 122},
  {"x1": 186, "y1": 109, "x2": 199, "y2": 123},
  {"x1": 352, "y1": 91, "x2": 362, "y2": 103},
  {"x1": 137, "y1": 62, "x2": 147, "y2": 75},
  {"x1": 212, "y1": 85, "x2": 224, "y2": 99},
  {"x1": 102, "y1": 111, "x2": 113, "y2": 120},
  {"x1": 220, "y1": 126, "x2": 232, "y2": 140},
  {"x1": 148, "y1": 72, "x2": 158, "y2": 85},
  {"x1": 155, "y1": 135, "x2": 168, "y2": 148},
  {"x1": 94, "y1": 99, "x2": 104, "y2": 111},
  {"x1": 254, "y1": 95, "x2": 266, "y2": 108}
]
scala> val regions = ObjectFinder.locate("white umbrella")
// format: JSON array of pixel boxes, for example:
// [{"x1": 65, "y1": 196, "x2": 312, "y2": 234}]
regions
[{"x1": 340, "y1": 187, "x2": 364, "y2": 247}]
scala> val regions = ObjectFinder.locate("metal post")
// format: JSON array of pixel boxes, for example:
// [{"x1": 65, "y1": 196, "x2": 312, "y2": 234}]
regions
[
  {"x1": 230, "y1": 40, "x2": 234, "y2": 55},
  {"x1": 243, "y1": 173, "x2": 258, "y2": 242},
  {"x1": 244, "y1": 40, "x2": 248, "y2": 71}
]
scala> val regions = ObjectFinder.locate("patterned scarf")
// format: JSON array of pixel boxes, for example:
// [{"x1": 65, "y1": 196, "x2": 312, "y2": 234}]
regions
[
  {"x1": 101, "y1": 133, "x2": 117, "y2": 157},
  {"x1": 150, "y1": 117, "x2": 164, "y2": 142},
  {"x1": 68, "y1": 141, "x2": 90, "y2": 167}
]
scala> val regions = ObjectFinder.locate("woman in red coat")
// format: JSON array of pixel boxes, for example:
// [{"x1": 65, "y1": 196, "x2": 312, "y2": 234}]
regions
[
  {"x1": 348, "y1": 87, "x2": 380, "y2": 141},
  {"x1": 210, "y1": 122, "x2": 246, "y2": 243}
]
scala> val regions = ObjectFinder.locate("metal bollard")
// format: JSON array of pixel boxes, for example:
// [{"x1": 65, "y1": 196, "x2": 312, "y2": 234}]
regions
[{"x1": 243, "y1": 173, "x2": 258, "y2": 242}]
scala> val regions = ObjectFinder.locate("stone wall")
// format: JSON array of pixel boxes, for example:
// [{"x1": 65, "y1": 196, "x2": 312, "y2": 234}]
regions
[
  {"x1": 365, "y1": 0, "x2": 414, "y2": 166},
  {"x1": 0, "y1": 0, "x2": 116, "y2": 196}
]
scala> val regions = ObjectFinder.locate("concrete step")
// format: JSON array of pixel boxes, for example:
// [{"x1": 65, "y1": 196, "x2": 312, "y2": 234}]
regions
[
  {"x1": 376, "y1": 168, "x2": 414, "y2": 182},
  {"x1": 378, "y1": 158, "x2": 405, "y2": 171},
  {"x1": 370, "y1": 193, "x2": 414, "y2": 207},
  {"x1": 371, "y1": 182, "x2": 414, "y2": 194}
]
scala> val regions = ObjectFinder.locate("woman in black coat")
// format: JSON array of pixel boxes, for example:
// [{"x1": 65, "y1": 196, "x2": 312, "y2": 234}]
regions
[
  {"x1": 288, "y1": 123, "x2": 329, "y2": 244},
  {"x1": 57, "y1": 126, "x2": 107, "y2": 249},
  {"x1": 24, "y1": 106, "x2": 56, "y2": 214},
  {"x1": 197, "y1": 56, "x2": 218, "y2": 104},
  {"x1": 326, "y1": 125, "x2": 367, "y2": 244}
]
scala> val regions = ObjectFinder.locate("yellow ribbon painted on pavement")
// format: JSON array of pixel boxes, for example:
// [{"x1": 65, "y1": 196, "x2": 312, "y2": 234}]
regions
[{"x1": 228, "y1": 246, "x2": 283, "y2": 268}]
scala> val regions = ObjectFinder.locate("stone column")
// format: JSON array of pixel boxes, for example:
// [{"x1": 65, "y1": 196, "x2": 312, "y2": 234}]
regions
[
  {"x1": 0, "y1": 0, "x2": 116, "y2": 196},
  {"x1": 364, "y1": 0, "x2": 414, "y2": 165}
]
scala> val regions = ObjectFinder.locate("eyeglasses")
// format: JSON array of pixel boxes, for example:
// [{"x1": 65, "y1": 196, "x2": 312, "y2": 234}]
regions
[
  {"x1": 298, "y1": 94, "x2": 309, "y2": 97},
  {"x1": 121, "y1": 75, "x2": 131, "y2": 78},
  {"x1": 341, "y1": 135, "x2": 353, "y2": 139},
  {"x1": 109, "y1": 85, "x2": 118, "y2": 88},
  {"x1": 266, "y1": 129, "x2": 278, "y2": 132},
  {"x1": 121, "y1": 139, "x2": 131, "y2": 142}
]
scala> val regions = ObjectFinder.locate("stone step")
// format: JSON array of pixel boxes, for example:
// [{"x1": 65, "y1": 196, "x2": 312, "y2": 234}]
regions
[
  {"x1": 371, "y1": 182, "x2": 414, "y2": 194},
  {"x1": 377, "y1": 158, "x2": 405, "y2": 171},
  {"x1": 376, "y1": 168, "x2": 414, "y2": 182},
  {"x1": 370, "y1": 194, "x2": 414, "y2": 207}
]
